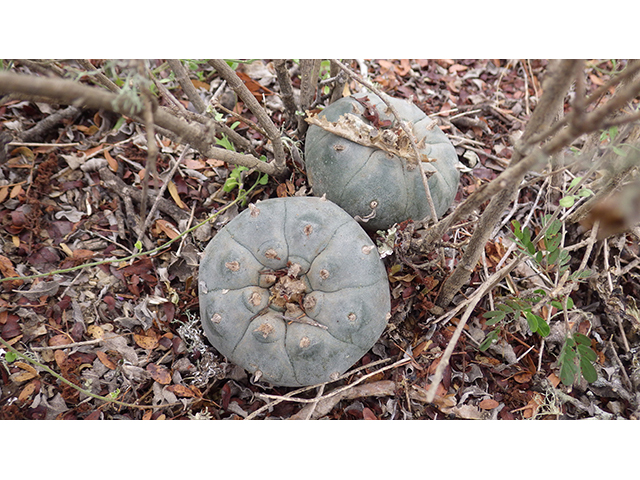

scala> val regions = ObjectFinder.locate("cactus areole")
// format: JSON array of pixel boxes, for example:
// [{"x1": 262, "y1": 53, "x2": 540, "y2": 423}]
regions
[
  {"x1": 198, "y1": 196, "x2": 390, "y2": 387},
  {"x1": 304, "y1": 92, "x2": 460, "y2": 231}
]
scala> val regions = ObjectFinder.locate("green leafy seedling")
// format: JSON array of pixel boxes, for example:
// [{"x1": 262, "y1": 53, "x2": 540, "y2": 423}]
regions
[
  {"x1": 558, "y1": 333, "x2": 598, "y2": 385},
  {"x1": 4, "y1": 350, "x2": 17, "y2": 363}
]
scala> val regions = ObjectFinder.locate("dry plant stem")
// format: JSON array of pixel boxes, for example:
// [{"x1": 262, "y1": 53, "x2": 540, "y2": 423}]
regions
[
  {"x1": 426, "y1": 255, "x2": 521, "y2": 403},
  {"x1": 139, "y1": 94, "x2": 157, "y2": 224},
  {"x1": 208, "y1": 59, "x2": 287, "y2": 172},
  {"x1": 273, "y1": 59, "x2": 298, "y2": 124},
  {"x1": 244, "y1": 357, "x2": 397, "y2": 419},
  {"x1": 2, "y1": 173, "x2": 259, "y2": 284},
  {"x1": 291, "y1": 380, "x2": 396, "y2": 420},
  {"x1": 20, "y1": 105, "x2": 82, "y2": 143},
  {"x1": 30, "y1": 338, "x2": 104, "y2": 351},
  {"x1": 437, "y1": 181, "x2": 518, "y2": 306},
  {"x1": 0, "y1": 71, "x2": 282, "y2": 176},
  {"x1": 0, "y1": 336, "x2": 177, "y2": 410},
  {"x1": 256, "y1": 357, "x2": 410, "y2": 405},
  {"x1": 150, "y1": 70, "x2": 256, "y2": 156},
  {"x1": 301, "y1": 384, "x2": 325, "y2": 420},
  {"x1": 329, "y1": 59, "x2": 438, "y2": 222},
  {"x1": 76, "y1": 59, "x2": 120, "y2": 93},
  {"x1": 329, "y1": 61, "x2": 346, "y2": 103},
  {"x1": 136, "y1": 146, "x2": 191, "y2": 247},
  {"x1": 608, "y1": 338, "x2": 633, "y2": 389},
  {"x1": 296, "y1": 59, "x2": 321, "y2": 135},
  {"x1": 167, "y1": 59, "x2": 207, "y2": 114},
  {"x1": 424, "y1": 60, "x2": 640, "y2": 252},
  {"x1": 99, "y1": 167, "x2": 188, "y2": 225}
]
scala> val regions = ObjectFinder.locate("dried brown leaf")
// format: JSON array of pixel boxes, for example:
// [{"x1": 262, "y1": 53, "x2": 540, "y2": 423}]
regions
[
  {"x1": 147, "y1": 363, "x2": 171, "y2": 385},
  {"x1": 478, "y1": 398, "x2": 500, "y2": 410},
  {"x1": 167, "y1": 180, "x2": 186, "y2": 209},
  {"x1": 133, "y1": 333, "x2": 159, "y2": 350},
  {"x1": 49, "y1": 334, "x2": 72, "y2": 347},
  {"x1": 96, "y1": 350, "x2": 117, "y2": 370},
  {"x1": 166, "y1": 384, "x2": 200, "y2": 398}
]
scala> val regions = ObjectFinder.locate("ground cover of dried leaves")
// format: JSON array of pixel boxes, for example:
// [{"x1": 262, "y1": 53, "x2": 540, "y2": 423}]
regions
[{"x1": 1, "y1": 59, "x2": 639, "y2": 420}]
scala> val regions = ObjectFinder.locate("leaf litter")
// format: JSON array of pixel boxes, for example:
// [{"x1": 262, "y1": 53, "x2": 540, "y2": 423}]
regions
[{"x1": 1, "y1": 59, "x2": 639, "y2": 420}]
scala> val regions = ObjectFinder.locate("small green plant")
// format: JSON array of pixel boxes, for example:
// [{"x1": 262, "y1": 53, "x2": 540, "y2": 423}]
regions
[
  {"x1": 558, "y1": 333, "x2": 598, "y2": 385},
  {"x1": 559, "y1": 177, "x2": 594, "y2": 208},
  {"x1": 216, "y1": 132, "x2": 269, "y2": 203},
  {"x1": 480, "y1": 214, "x2": 598, "y2": 386},
  {"x1": 3, "y1": 350, "x2": 17, "y2": 363}
]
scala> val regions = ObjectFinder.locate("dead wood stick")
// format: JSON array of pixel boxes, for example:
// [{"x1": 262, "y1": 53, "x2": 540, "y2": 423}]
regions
[
  {"x1": 31, "y1": 338, "x2": 104, "y2": 351},
  {"x1": 208, "y1": 59, "x2": 287, "y2": 173},
  {"x1": 290, "y1": 380, "x2": 396, "y2": 420},
  {"x1": 296, "y1": 59, "x2": 321, "y2": 135},
  {"x1": 0, "y1": 70, "x2": 283, "y2": 177},
  {"x1": 99, "y1": 167, "x2": 189, "y2": 224},
  {"x1": 167, "y1": 59, "x2": 207, "y2": 114},
  {"x1": 136, "y1": 145, "x2": 191, "y2": 248},
  {"x1": 76, "y1": 59, "x2": 120, "y2": 93},
  {"x1": 273, "y1": 59, "x2": 298, "y2": 125}
]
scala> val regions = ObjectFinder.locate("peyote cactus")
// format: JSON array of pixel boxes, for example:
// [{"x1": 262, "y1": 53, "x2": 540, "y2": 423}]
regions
[
  {"x1": 198, "y1": 196, "x2": 390, "y2": 387},
  {"x1": 304, "y1": 92, "x2": 460, "y2": 231}
]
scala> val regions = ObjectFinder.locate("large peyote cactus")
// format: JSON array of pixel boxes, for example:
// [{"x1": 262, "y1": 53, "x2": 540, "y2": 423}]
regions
[
  {"x1": 304, "y1": 92, "x2": 461, "y2": 231},
  {"x1": 198, "y1": 196, "x2": 390, "y2": 387}
]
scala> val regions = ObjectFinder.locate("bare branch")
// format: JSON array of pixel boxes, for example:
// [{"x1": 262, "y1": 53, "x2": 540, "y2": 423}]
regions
[
  {"x1": 76, "y1": 59, "x2": 120, "y2": 93},
  {"x1": 273, "y1": 59, "x2": 299, "y2": 127},
  {"x1": 167, "y1": 59, "x2": 207, "y2": 113},
  {"x1": 296, "y1": 59, "x2": 321, "y2": 135},
  {"x1": 0, "y1": 70, "x2": 284, "y2": 176},
  {"x1": 208, "y1": 59, "x2": 288, "y2": 172},
  {"x1": 435, "y1": 60, "x2": 581, "y2": 305}
]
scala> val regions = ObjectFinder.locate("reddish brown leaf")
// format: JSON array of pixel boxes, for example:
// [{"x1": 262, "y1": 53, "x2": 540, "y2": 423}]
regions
[
  {"x1": 54, "y1": 350, "x2": 68, "y2": 369},
  {"x1": 362, "y1": 407, "x2": 378, "y2": 420},
  {"x1": 478, "y1": 398, "x2": 500, "y2": 410},
  {"x1": 147, "y1": 363, "x2": 171, "y2": 385},
  {"x1": 166, "y1": 384, "x2": 200, "y2": 398},
  {"x1": 235, "y1": 71, "x2": 274, "y2": 100},
  {"x1": 96, "y1": 350, "x2": 117, "y2": 370},
  {"x1": 167, "y1": 181, "x2": 186, "y2": 209},
  {"x1": 154, "y1": 219, "x2": 180, "y2": 240},
  {"x1": 0, "y1": 185, "x2": 8, "y2": 203},
  {"x1": 0, "y1": 254, "x2": 23, "y2": 289},
  {"x1": 133, "y1": 332, "x2": 159, "y2": 350},
  {"x1": 48, "y1": 334, "x2": 72, "y2": 347},
  {"x1": 10, "y1": 361, "x2": 38, "y2": 383},
  {"x1": 514, "y1": 372, "x2": 532, "y2": 384},
  {"x1": 18, "y1": 379, "x2": 40, "y2": 403}
]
